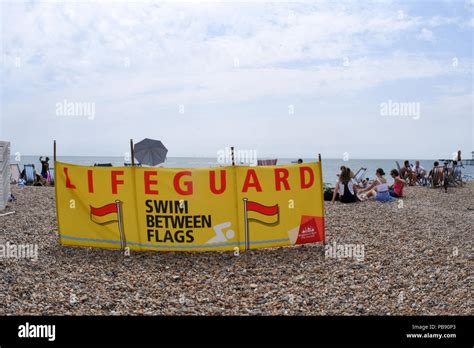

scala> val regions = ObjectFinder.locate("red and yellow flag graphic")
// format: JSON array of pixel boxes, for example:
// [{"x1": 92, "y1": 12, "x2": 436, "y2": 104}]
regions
[
  {"x1": 90, "y1": 203, "x2": 118, "y2": 225},
  {"x1": 246, "y1": 200, "x2": 279, "y2": 226}
]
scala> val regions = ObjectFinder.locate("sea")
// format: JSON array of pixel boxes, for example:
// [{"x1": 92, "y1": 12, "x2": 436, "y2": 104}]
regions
[{"x1": 11, "y1": 155, "x2": 474, "y2": 185}]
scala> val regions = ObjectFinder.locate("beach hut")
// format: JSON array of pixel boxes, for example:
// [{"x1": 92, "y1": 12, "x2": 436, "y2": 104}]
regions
[{"x1": 0, "y1": 141, "x2": 11, "y2": 210}]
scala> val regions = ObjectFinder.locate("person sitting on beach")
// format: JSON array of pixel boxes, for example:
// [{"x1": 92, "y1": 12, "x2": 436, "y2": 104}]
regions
[
  {"x1": 359, "y1": 177, "x2": 370, "y2": 189},
  {"x1": 34, "y1": 173, "x2": 47, "y2": 186},
  {"x1": 428, "y1": 161, "x2": 439, "y2": 177},
  {"x1": 39, "y1": 156, "x2": 50, "y2": 179},
  {"x1": 389, "y1": 169, "x2": 406, "y2": 198},
  {"x1": 413, "y1": 160, "x2": 427, "y2": 178},
  {"x1": 358, "y1": 168, "x2": 393, "y2": 202},
  {"x1": 428, "y1": 161, "x2": 444, "y2": 186},
  {"x1": 400, "y1": 160, "x2": 416, "y2": 185},
  {"x1": 331, "y1": 167, "x2": 358, "y2": 204},
  {"x1": 413, "y1": 160, "x2": 428, "y2": 185},
  {"x1": 297, "y1": 159, "x2": 303, "y2": 164}
]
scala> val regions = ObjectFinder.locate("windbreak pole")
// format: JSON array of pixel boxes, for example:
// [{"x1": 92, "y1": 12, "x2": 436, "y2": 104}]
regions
[
  {"x1": 231, "y1": 146, "x2": 235, "y2": 166},
  {"x1": 318, "y1": 153, "x2": 326, "y2": 254}
]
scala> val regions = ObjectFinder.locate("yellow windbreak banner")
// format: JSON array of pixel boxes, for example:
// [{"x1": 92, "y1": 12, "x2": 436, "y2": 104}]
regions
[{"x1": 55, "y1": 161, "x2": 324, "y2": 252}]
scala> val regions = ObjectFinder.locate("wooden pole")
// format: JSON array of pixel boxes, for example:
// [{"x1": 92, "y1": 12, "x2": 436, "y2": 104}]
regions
[
  {"x1": 115, "y1": 200, "x2": 126, "y2": 250},
  {"x1": 243, "y1": 198, "x2": 249, "y2": 251},
  {"x1": 53, "y1": 139, "x2": 61, "y2": 246},
  {"x1": 230, "y1": 146, "x2": 242, "y2": 251},
  {"x1": 130, "y1": 139, "x2": 135, "y2": 166},
  {"x1": 318, "y1": 153, "x2": 325, "y2": 255}
]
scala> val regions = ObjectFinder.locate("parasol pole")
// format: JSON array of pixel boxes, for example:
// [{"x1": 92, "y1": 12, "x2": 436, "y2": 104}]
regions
[{"x1": 130, "y1": 139, "x2": 135, "y2": 166}]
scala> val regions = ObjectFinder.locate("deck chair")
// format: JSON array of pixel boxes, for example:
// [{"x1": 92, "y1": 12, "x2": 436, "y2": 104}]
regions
[
  {"x1": 23, "y1": 164, "x2": 36, "y2": 185},
  {"x1": 396, "y1": 160, "x2": 406, "y2": 181},
  {"x1": 352, "y1": 167, "x2": 367, "y2": 184},
  {"x1": 257, "y1": 159, "x2": 278, "y2": 166},
  {"x1": 48, "y1": 168, "x2": 55, "y2": 186},
  {"x1": 395, "y1": 161, "x2": 401, "y2": 173},
  {"x1": 10, "y1": 163, "x2": 21, "y2": 184},
  {"x1": 429, "y1": 166, "x2": 444, "y2": 188},
  {"x1": 416, "y1": 174, "x2": 428, "y2": 186},
  {"x1": 414, "y1": 167, "x2": 428, "y2": 186}
]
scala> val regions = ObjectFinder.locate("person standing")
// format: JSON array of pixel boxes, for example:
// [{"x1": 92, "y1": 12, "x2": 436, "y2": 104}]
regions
[
  {"x1": 456, "y1": 150, "x2": 464, "y2": 167},
  {"x1": 39, "y1": 156, "x2": 50, "y2": 179}
]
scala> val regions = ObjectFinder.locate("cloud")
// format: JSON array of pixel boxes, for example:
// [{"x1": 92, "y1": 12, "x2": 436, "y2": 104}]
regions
[
  {"x1": 416, "y1": 28, "x2": 435, "y2": 42},
  {"x1": 1, "y1": 1, "x2": 472, "y2": 158}
]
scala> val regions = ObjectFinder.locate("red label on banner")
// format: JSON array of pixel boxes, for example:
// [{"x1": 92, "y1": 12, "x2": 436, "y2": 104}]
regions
[{"x1": 295, "y1": 215, "x2": 324, "y2": 245}]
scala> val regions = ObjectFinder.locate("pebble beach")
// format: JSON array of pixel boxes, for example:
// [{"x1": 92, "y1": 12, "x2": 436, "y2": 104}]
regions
[{"x1": 0, "y1": 183, "x2": 472, "y2": 315}]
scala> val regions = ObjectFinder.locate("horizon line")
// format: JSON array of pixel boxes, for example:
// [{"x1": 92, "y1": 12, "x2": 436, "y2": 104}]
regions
[{"x1": 10, "y1": 154, "x2": 453, "y2": 161}]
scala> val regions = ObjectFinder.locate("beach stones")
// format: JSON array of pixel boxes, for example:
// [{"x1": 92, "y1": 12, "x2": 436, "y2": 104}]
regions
[{"x1": 0, "y1": 184, "x2": 471, "y2": 315}]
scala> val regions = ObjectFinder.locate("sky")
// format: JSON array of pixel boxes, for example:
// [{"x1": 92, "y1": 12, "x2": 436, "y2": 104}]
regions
[{"x1": 1, "y1": 0, "x2": 473, "y2": 159}]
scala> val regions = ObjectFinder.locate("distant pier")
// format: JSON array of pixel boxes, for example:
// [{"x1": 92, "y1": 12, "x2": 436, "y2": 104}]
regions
[
  {"x1": 466, "y1": 151, "x2": 474, "y2": 165},
  {"x1": 463, "y1": 159, "x2": 474, "y2": 166}
]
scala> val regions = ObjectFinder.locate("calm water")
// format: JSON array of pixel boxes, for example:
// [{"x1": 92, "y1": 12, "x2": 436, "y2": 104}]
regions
[{"x1": 11, "y1": 155, "x2": 474, "y2": 185}]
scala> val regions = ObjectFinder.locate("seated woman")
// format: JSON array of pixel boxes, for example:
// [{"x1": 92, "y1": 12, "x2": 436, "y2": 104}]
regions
[
  {"x1": 331, "y1": 167, "x2": 358, "y2": 204},
  {"x1": 389, "y1": 169, "x2": 406, "y2": 198},
  {"x1": 358, "y1": 168, "x2": 393, "y2": 202}
]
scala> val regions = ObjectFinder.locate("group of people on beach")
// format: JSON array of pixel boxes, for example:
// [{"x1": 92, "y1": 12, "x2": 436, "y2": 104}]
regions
[
  {"x1": 330, "y1": 166, "x2": 405, "y2": 203},
  {"x1": 330, "y1": 152, "x2": 464, "y2": 204}
]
